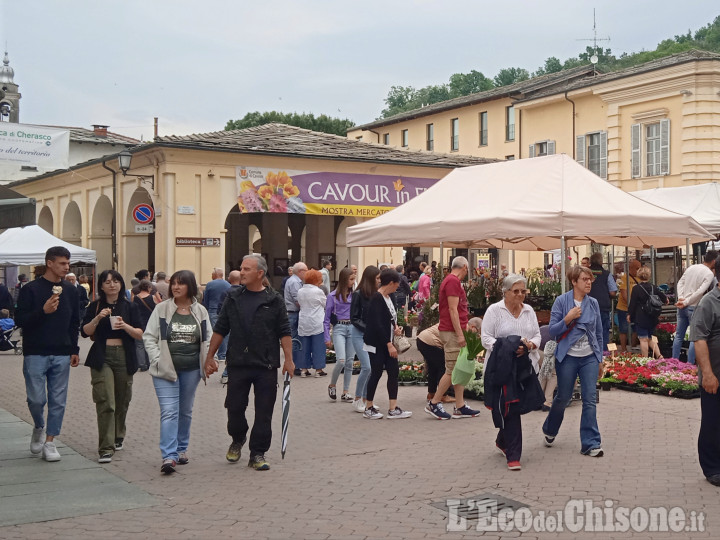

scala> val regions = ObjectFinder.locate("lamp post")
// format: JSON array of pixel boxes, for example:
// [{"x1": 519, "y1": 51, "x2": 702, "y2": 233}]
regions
[{"x1": 101, "y1": 158, "x2": 120, "y2": 270}]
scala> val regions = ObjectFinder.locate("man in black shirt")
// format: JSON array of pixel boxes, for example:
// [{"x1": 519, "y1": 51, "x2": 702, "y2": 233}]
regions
[
  {"x1": 15, "y1": 246, "x2": 80, "y2": 462},
  {"x1": 205, "y1": 255, "x2": 293, "y2": 471}
]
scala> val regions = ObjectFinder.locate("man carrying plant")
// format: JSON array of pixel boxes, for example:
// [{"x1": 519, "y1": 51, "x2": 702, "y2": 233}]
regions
[
  {"x1": 588, "y1": 252, "x2": 617, "y2": 351},
  {"x1": 425, "y1": 256, "x2": 480, "y2": 420},
  {"x1": 673, "y1": 250, "x2": 718, "y2": 364},
  {"x1": 689, "y1": 262, "x2": 720, "y2": 487}
]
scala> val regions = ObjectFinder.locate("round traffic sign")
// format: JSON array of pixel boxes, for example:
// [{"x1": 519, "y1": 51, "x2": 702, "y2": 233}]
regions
[{"x1": 133, "y1": 204, "x2": 154, "y2": 224}]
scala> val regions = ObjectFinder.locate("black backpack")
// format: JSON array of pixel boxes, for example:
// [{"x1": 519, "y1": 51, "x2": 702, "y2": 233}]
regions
[{"x1": 639, "y1": 283, "x2": 663, "y2": 318}]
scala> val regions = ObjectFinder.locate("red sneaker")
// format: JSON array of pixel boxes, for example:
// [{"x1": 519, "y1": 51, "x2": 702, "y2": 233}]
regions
[{"x1": 507, "y1": 461, "x2": 522, "y2": 471}]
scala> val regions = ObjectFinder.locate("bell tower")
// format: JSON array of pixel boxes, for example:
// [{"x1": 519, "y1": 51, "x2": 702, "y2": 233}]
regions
[{"x1": 0, "y1": 51, "x2": 21, "y2": 123}]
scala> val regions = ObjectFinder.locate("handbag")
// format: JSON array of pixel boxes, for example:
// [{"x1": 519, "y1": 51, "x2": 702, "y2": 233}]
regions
[
  {"x1": 451, "y1": 346, "x2": 475, "y2": 386},
  {"x1": 393, "y1": 334, "x2": 412, "y2": 354}
]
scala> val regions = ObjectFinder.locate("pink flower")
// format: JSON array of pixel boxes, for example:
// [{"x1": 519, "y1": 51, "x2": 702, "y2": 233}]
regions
[
  {"x1": 240, "y1": 189, "x2": 264, "y2": 213},
  {"x1": 269, "y1": 193, "x2": 287, "y2": 213}
]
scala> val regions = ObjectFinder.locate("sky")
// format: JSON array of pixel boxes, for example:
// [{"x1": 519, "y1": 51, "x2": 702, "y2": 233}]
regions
[{"x1": 1, "y1": 1, "x2": 717, "y2": 141}]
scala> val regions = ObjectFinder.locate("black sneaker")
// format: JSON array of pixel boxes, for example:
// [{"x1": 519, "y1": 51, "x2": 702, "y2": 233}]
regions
[
  {"x1": 543, "y1": 433, "x2": 556, "y2": 447},
  {"x1": 98, "y1": 453, "x2": 112, "y2": 464},
  {"x1": 328, "y1": 386, "x2": 337, "y2": 401},
  {"x1": 161, "y1": 458, "x2": 176, "y2": 474},
  {"x1": 226, "y1": 437, "x2": 246, "y2": 463},
  {"x1": 114, "y1": 438, "x2": 124, "y2": 451},
  {"x1": 584, "y1": 447, "x2": 604, "y2": 457},
  {"x1": 248, "y1": 454, "x2": 270, "y2": 471}
]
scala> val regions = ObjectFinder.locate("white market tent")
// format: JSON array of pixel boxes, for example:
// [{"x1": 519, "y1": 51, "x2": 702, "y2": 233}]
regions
[
  {"x1": 346, "y1": 154, "x2": 713, "y2": 251},
  {"x1": 631, "y1": 182, "x2": 720, "y2": 235},
  {"x1": 0, "y1": 225, "x2": 96, "y2": 265}
]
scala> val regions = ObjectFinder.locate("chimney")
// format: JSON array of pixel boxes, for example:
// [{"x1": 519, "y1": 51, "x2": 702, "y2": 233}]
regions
[{"x1": 92, "y1": 124, "x2": 109, "y2": 137}]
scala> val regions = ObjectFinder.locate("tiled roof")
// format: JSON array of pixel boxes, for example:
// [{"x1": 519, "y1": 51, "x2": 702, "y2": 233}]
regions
[
  {"x1": 155, "y1": 123, "x2": 496, "y2": 168},
  {"x1": 516, "y1": 49, "x2": 720, "y2": 102},
  {"x1": 351, "y1": 65, "x2": 597, "y2": 131},
  {"x1": 28, "y1": 124, "x2": 141, "y2": 145}
]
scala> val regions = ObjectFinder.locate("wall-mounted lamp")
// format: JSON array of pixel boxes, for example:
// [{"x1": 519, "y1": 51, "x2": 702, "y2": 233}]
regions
[
  {"x1": 679, "y1": 89, "x2": 693, "y2": 96},
  {"x1": 207, "y1": 169, "x2": 215, "y2": 178},
  {"x1": 118, "y1": 149, "x2": 155, "y2": 190}
]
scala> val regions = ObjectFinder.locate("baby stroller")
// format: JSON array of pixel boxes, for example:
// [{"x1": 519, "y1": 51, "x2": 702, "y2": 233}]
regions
[{"x1": 0, "y1": 322, "x2": 22, "y2": 355}]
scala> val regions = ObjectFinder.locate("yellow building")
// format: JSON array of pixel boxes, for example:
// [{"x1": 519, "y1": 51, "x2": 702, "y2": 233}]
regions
[
  {"x1": 348, "y1": 49, "x2": 720, "y2": 269},
  {"x1": 8, "y1": 124, "x2": 491, "y2": 286}
]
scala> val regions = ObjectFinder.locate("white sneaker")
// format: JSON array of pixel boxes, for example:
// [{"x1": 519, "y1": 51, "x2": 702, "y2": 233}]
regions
[
  {"x1": 387, "y1": 407, "x2": 412, "y2": 419},
  {"x1": 363, "y1": 406, "x2": 384, "y2": 419},
  {"x1": 30, "y1": 427, "x2": 45, "y2": 454},
  {"x1": 42, "y1": 441, "x2": 61, "y2": 462},
  {"x1": 352, "y1": 399, "x2": 366, "y2": 413}
]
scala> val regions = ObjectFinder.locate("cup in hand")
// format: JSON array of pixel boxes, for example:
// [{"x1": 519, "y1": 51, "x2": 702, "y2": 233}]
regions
[{"x1": 109, "y1": 315, "x2": 121, "y2": 328}]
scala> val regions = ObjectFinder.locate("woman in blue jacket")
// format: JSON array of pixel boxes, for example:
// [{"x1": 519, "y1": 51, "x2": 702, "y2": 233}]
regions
[{"x1": 542, "y1": 265, "x2": 604, "y2": 457}]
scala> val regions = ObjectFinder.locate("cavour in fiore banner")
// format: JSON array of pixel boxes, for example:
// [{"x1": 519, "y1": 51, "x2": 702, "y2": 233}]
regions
[{"x1": 235, "y1": 166, "x2": 439, "y2": 216}]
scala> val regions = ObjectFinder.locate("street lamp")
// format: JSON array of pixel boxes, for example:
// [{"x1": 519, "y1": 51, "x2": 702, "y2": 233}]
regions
[{"x1": 117, "y1": 149, "x2": 155, "y2": 190}]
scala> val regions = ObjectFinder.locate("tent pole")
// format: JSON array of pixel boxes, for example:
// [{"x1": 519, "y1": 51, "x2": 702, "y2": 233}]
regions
[
  {"x1": 609, "y1": 247, "x2": 615, "y2": 341},
  {"x1": 440, "y1": 242, "x2": 443, "y2": 270},
  {"x1": 686, "y1": 238, "x2": 691, "y2": 269},
  {"x1": 560, "y1": 236, "x2": 567, "y2": 293},
  {"x1": 651, "y1": 246, "x2": 656, "y2": 285},
  {"x1": 625, "y1": 247, "x2": 631, "y2": 351}
]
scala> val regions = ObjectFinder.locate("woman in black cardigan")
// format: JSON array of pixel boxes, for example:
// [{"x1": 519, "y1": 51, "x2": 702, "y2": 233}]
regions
[
  {"x1": 81, "y1": 269, "x2": 143, "y2": 463},
  {"x1": 362, "y1": 269, "x2": 412, "y2": 420}
]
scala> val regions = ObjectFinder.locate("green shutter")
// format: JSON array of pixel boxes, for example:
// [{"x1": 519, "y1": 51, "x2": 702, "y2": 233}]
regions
[
  {"x1": 660, "y1": 119, "x2": 670, "y2": 175},
  {"x1": 631, "y1": 124, "x2": 641, "y2": 178},
  {"x1": 576, "y1": 135, "x2": 585, "y2": 166},
  {"x1": 599, "y1": 131, "x2": 608, "y2": 180}
]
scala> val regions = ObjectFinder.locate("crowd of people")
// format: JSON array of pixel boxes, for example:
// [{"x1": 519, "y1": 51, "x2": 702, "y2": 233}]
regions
[{"x1": 6, "y1": 247, "x2": 720, "y2": 487}]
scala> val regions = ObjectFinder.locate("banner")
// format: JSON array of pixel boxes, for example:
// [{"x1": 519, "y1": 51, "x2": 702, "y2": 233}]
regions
[
  {"x1": 236, "y1": 166, "x2": 439, "y2": 216},
  {"x1": 0, "y1": 123, "x2": 70, "y2": 170}
]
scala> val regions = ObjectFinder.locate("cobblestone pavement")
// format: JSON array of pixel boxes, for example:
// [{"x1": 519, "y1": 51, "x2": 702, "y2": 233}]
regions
[{"x1": 0, "y1": 338, "x2": 718, "y2": 539}]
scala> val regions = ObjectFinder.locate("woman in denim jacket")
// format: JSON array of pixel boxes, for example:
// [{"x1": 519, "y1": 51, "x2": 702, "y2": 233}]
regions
[{"x1": 542, "y1": 265, "x2": 604, "y2": 457}]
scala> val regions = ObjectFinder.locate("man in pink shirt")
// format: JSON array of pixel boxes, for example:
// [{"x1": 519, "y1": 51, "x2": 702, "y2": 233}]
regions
[{"x1": 425, "y1": 256, "x2": 480, "y2": 420}]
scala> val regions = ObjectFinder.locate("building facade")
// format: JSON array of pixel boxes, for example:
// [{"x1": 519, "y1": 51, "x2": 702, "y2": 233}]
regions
[{"x1": 9, "y1": 124, "x2": 492, "y2": 286}]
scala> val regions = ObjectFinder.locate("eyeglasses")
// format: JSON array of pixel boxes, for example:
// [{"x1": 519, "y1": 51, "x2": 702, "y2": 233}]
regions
[
  {"x1": 510, "y1": 289, "x2": 528, "y2": 295},
  {"x1": 579, "y1": 277, "x2": 593, "y2": 282}
]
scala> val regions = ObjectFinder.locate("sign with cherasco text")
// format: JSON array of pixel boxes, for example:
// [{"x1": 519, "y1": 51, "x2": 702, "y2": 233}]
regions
[
  {"x1": 235, "y1": 166, "x2": 439, "y2": 217},
  {"x1": 0, "y1": 123, "x2": 70, "y2": 171}
]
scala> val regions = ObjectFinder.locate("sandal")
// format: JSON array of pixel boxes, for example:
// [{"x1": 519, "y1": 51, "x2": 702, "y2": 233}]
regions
[{"x1": 315, "y1": 370, "x2": 328, "y2": 377}]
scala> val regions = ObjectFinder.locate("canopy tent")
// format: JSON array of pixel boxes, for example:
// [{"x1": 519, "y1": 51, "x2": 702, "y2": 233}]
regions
[
  {"x1": 346, "y1": 154, "x2": 713, "y2": 250},
  {"x1": 0, "y1": 225, "x2": 96, "y2": 265},
  {"x1": 631, "y1": 182, "x2": 720, "y2": 235}
]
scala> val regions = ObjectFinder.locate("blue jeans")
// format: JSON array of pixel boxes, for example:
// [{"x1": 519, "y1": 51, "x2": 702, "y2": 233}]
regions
[
  {"x1": 672, "y1": 306, "x2": 695, "y2": 363},
  {"x1": 330, "y1": 324, "x2": 355, "y2": 391},
  {"x1": 600, "y1": 311, "x2": 610, "y2": 351},
  {"x1": 300, "y1": 333, "x2": 326, "y2": 370},
  {"x1": 152, "y1": 369, "x2": 202, "y2": 461},
  {"x1": 350, "y1": 326, "x2": 371, "y2": 399},
  {"x1": 287, "y1": 311, "x2": 302, "y2": 366},
  {"x1": 209, "y1": 312, "x2": 228, "y2": 360},
  {"x1": 542, "y1": 353, "x2": 601, "y2": 453},
  {"x1": 23, "y1": 355, "x2": 71, "y2": 436}
]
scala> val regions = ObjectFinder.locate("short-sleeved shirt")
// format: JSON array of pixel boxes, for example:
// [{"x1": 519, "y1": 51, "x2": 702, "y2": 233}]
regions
[
  {"x1": 615, "y1": 273, "x2": 638, "y2": 311},
  {"x1": 689, "y1": 286, "x2": 720, "y2": 384},
  {"x1": 167, "y1": 312, "x2": 201, "y2": 372},
  {"x1": 438, "y1": 273, "x2": 468, "y2": 332}
]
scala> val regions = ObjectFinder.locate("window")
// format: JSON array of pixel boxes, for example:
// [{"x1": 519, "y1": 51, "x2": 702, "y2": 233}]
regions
[
  {"x1": 355, "y1": 136, "x2": 362, "y2": 141},
  {"x1": 451, "y1": 118, "x2": 459, "y2": 151},
  {"x1": 576, "y1": 131, "x2": 608, "y2": 179},
  {"x1": 528, "y1": 140, "x2": 555, "y2": 158},
  {"x1": 630, "y1": 119, "x2": 670, "y2": 178},
  {"x1": 383, "y1": 133, "x2": 390, "y2": 145},
  {"x1": 426, "y1": 123, "x2": 434, "y2": 151},
  {"x1": 401, "y1": 129, "x2": 409, "y2": 148},
  {"x1": 479, "y1": 111, "x2": 488, "y2": 146},
  {"x1": 505, "y1": 106, "x2": 515, "y2": 141},
  {"x1": 505, "y1": 155, "x2": 515, "y2": 160}
]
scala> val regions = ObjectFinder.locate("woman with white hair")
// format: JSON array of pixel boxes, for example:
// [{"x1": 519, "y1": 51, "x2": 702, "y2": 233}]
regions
[{"x1": 481, "y1": 274, "x2": 541, "y2": 471}]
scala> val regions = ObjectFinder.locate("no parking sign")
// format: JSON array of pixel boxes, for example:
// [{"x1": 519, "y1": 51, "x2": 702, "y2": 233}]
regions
[{"x1": 133, "y1": 204, "x2": 154, "y2": 224}]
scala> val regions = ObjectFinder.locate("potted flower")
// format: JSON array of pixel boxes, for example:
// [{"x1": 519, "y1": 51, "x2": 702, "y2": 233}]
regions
[
  {"x1": 398, "y1": 364, "x2": 417, "y2": 385},
  {"x1": 598, "y1": 377, "x2": 617, "y2": 391}
]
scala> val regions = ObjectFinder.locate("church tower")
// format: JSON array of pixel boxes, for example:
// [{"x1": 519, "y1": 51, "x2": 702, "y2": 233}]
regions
[{"x1": 0, "y1": 51, "x2": 21, "y2": 123}]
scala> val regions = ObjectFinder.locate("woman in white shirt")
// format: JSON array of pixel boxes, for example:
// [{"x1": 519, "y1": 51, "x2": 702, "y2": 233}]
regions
[
  {"x1": 297, "y1": 269, "x2": 328, "y2": 377},
  {"x1": 481, "y1": 274, "x2": 541, "y2": 471}
]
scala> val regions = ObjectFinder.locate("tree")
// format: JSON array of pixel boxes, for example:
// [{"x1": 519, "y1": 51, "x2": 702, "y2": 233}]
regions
[
  {"x1": 381, "y1": 85, "x2": 418, "y2": 118},
  {"x1": 493, "y1": 67, "x2": 530, "y2": 87},
  {"x1": 448, "y1": 70, "x2": 494, "y2": 97},
  {"x1": 534, "y1": 57, "x2": 563, "y2": 77},
  {"x1": 225, "y1": 111, "x2": 355, "y2": 136}
]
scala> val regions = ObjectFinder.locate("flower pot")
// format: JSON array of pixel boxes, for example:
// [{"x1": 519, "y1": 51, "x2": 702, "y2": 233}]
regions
[
  {"x1": 535, "y1": 310, "x2": 551, "y2": 325},
  {"x1": 398, "y1": 380, "x2": 417, "y2": 386},
  {"x1": 600, "y1": 382, "x2": 612, "y2": 391},
  {"x1": 404, "y1": 326, "x2": 414, "y2": 338}
]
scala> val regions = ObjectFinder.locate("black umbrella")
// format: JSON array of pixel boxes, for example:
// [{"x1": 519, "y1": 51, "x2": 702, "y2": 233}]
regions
[{"x1": 281, "y1": 372, "x2": 290, "y2": 459}]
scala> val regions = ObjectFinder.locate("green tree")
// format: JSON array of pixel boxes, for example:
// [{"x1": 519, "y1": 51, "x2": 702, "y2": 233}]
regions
[
  {"x1": 493, "y1": 67, "x2": 530, "y2": 87},
  {"x1": 534, "y1": 56, "x2": 563, "y2": 76},
  {"x1": 381, "y1": 85, "x2": 418, "y2": 118},
  {"x1": 225, "y1": 111, "x2": 355, "y2": 136},
  {"x1": 448, "y1": 70, "x2": 494, "y2": 97}
]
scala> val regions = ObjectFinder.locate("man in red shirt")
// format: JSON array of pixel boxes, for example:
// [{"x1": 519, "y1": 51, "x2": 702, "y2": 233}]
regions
[{"x1": 425, "y1": 256, "x2": 480, "y2": 420}]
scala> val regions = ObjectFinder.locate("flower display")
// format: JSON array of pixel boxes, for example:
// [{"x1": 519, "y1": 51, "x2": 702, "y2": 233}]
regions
[
  {"x1": 236, "y1": 170, "x2": 306, "y2": 213},
  {"x1": 602, "y1": 354, "x2": 699, "y2": 397}
]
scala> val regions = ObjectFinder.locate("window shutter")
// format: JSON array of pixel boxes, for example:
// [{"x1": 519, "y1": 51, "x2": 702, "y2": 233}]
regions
[
  {"x1": 660, "y1": 119, "x2": 670, "y2": 175},
  {"x1": 547, "y1": 140, "x2": 556, "y2": 155},
  {"x1": 576, "y1": 135, "x2": 586, "y2": 166},
  {"x1": 599, "y1": 131, "x2": 608, "y2": 180},
  {"x1": 631, "y1": 124, "x2": 641, "y2": 178},
  {"x1": 528, "y1": 144, "x2": 535, "y2": 158}
]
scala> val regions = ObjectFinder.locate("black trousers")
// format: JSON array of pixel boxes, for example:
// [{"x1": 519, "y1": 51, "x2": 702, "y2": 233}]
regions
[
  {"x1": 495, "y1": 412, "x2": 522, "y2": 463},
  {"x1": 366, "y1": 347, "x2": 399, "y2": 402},
  {"x1": 225, "y1": 366, "x2": 278, "y2": 456},
  {"x1": 699, "y1": 388, "x2": 720, "y2": 478},
  {"x1": 416, "y1": 339, "x2": 445, "y2": 394}
]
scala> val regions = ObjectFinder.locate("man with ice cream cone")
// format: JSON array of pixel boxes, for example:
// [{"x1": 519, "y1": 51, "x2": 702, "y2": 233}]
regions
[{"x1": 15, "y1": 246, "x2": 80, "y2": 462}]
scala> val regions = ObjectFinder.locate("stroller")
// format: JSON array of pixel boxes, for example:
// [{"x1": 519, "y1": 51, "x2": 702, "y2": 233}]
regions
[{"x1": 0, "y1": 323, "x2": 22, "y2": 355}]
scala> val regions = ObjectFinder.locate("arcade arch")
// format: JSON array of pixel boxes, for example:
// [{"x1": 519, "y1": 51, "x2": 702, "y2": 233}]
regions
[
  {"x1": 91, "y1": 195, "x2": 113, "y2": 271},
  {"x1": 38, "y1": 206, "x2": 53, "y2": 234},
  {"x1": 62, "y1": 201, "x2": 82, "y2": 245}
]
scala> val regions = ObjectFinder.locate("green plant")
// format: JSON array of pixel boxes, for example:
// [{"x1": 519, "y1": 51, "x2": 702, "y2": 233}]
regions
[
  {"x1": 465, "y1": 280, "x2": 486, "y2": 308},
  {"x1": 419, "y1": 267, "x2": 444, "y2": 331},
  {"x1": 463, "y1": 330, "x2": 484, "y2": 360},
  {"x1": 396, "y1": 307, "x2": 407, "y2": 327}
]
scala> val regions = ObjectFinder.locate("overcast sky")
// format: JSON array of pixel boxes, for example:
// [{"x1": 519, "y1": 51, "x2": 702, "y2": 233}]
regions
[{"x1": 1, "y1": 1, "x2": 716, "y2": 141}]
